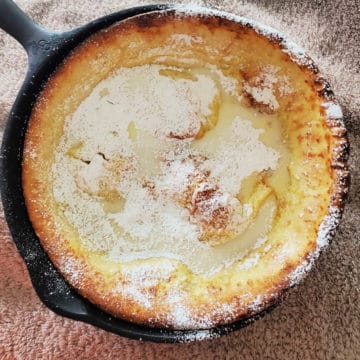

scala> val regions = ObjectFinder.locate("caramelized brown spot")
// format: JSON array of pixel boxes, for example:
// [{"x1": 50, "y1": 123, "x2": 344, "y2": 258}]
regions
[
  {"x1": 184, "y1": 179, "x2": 232, "y2": 244},
  {"x1": 191, "y1": 186, "x2": 230, "y2": 230},
  {"x1": 167, "y1": 130, "x2": 197, "y2": 140},
  {"x1": 143, "y1": 180, "x2": 157, "y2": 199}
]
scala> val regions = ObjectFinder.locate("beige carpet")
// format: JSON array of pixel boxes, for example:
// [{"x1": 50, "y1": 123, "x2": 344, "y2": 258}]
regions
[{"x1": 0, "y1": 0, "x2": 359, "y2": 359}]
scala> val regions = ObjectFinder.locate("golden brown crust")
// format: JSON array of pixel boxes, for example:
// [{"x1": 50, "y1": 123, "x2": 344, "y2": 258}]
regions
[{"x1": 22, "y1": 9, "x2": 348, "y2": 329}]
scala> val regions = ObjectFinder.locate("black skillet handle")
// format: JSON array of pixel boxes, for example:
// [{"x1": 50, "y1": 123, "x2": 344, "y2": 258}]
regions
[{"x1": 0, "y1": 0, "x2": 63, "y2": 72}]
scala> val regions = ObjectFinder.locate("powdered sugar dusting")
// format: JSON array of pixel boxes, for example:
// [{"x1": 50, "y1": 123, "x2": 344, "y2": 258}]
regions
[
  {"x1": 172, "y1": 4, "x2": 314, "y2": 67},
  {"x1": 114, "y1": 260, "x2": 176, "y2": 309},
  {"x1": 243, "y1": 65, "x2": 293, "y2": 111},
  {"x1": 57, "y1": 256, "x2": 81, "y2": 284},
  {"x1": 322, "y1": 102, "x2": 343, "y2": 119},
  {"x1": 288, "y1": 205, "x2": 343, "y2": 287},
  {"x1": 156, "y1": 287, "x2": 239, "y2": 330},
  {"x1": 52, "y1": 63, "x2": 280, "y2": 276},
  {"x1": 179, "y1": 329, "x2": 221, "y2": 342}
]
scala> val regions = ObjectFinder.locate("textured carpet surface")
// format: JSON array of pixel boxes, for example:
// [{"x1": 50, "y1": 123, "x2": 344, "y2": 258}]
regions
[{"x1": 0, "y1": 0, "x2": 359, "y2": 359}]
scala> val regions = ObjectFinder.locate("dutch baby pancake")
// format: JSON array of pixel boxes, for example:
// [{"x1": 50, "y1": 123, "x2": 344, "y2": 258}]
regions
[{"x1": 22, "y1": 7, "x2": 348, "y2": 329}]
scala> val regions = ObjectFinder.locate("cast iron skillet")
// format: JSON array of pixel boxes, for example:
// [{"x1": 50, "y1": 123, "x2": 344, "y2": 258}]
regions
[{"x1": 0, "y1": 0, "x2": 284, "y2": 342}]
